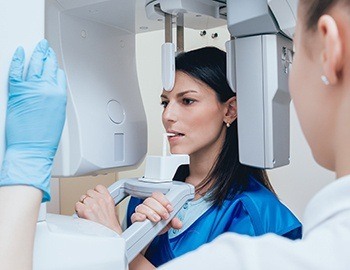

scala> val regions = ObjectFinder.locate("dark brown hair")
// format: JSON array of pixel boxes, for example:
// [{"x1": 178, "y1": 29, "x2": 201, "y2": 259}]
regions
[
  {"x1": 301, "y1": 0, "x2": 345, "y2": 30},
  {"x1": 175, "y1": 47, "x2": 275, "y2": 206}
]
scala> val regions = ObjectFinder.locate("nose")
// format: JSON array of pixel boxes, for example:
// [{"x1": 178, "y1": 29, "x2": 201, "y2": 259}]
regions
[{"x1": 162, "y1": 101, "x2": 178, "y2": 124}]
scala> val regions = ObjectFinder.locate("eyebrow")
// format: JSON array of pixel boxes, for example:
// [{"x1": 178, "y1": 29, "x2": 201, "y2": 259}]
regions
[{"x1": 160, "y1": 90, "x2": 198, "y2": 99}]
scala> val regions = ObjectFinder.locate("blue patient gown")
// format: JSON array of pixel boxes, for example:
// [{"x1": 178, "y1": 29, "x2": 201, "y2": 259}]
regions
[{"x1": 126, "y1": 171, "x2": 302, "y2": 267}]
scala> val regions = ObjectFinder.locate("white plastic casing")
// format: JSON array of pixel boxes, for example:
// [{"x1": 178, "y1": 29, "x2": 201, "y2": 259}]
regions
[
  {"x1": 46, "y1": 0, "x2": 147, "y2": 177},
  {"x1": 227, "y1": 34, "x2": 292, "y2": 169},
  {"x1": 162, "y1": 42, "x2": 176, "y2": 91},
  {"x1": 269, "y1": 0, "x2": 298, "y2": 39},
  {"x1": 141, "y1": 154, "x2": 189, "y2": 182},
  {"x1": 33, "y1": 214, "x2": 126, "y2": 270}
]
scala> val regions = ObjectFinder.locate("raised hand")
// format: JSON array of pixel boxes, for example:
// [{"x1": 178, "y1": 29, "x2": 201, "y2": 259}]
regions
[{"x1": 0, "y1": 39, "x2": 67, "y2": 202}]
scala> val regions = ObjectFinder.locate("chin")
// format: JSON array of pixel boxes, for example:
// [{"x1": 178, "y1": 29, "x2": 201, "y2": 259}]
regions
[
  {"x1": 312, "y1": 151, "x2": 335, "y2": 172},
  {"x1": 170, "y1": 148, "x2": 189, "y2": 155}
]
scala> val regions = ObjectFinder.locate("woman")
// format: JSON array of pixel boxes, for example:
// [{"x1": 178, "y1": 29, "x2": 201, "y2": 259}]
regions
[
  {"x1": 76, "y1": 47, "x2": 301, "y2": 269},
  {"x1": 154, "y1": 1, "x2": 350, "y2": 269}
]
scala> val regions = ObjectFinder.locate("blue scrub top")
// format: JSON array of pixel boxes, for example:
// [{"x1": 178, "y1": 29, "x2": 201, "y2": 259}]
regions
[{"x1": 127, "y1": 169, "x2": 302, "y2": 267}]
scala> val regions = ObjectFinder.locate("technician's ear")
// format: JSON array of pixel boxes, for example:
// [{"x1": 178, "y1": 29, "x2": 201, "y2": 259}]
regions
[
  {"x1": 224, "y1": 96, "x2": 237, "y2": 124},
  {"x1": 318, "y1": 14, "x2": 343, "y2": 85}
]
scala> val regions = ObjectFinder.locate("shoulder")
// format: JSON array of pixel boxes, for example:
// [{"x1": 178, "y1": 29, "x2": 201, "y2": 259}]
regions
[{"x1": 228, "y1": 177, "x2": 302, "y2": 237}]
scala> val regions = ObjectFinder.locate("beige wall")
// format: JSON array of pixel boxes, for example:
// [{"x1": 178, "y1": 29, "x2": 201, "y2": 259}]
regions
[{"x1": 58, "y1": 173, "x2": 117, "y2": 215}]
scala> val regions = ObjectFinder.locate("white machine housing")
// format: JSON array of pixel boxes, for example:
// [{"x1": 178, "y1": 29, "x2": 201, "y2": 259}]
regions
[
  {"x1": 226, "y1": 0, "x2": 296, "y2": 168},
  {"x1": 46, "y1": 0, "x2": 147, "y2": 177}
]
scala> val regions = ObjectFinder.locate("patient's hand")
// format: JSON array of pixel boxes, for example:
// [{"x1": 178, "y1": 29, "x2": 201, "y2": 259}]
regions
[
  {"x1": 75, "y1": 185, "x2": 122, "y2": 234},
  {"x1": 131, "y1": 192, "x2": 182, "y2": 235}
]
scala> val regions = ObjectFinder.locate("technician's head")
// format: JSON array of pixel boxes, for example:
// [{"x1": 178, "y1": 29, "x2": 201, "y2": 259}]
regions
[{"x1": 291, "y1": 0, "x2": 350, "y2": 170}]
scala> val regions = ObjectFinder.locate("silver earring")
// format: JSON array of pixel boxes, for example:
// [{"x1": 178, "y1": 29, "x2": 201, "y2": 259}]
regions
[
  {"x1": 226, "y1": 122, "x2": 230, "y2": 128},
  {"x1": 321, "y1": 75, "x2": 330, "y2": 85}
]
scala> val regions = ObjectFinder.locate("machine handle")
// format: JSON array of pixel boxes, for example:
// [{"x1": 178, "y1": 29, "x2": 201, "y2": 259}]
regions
[{"x1": 107, "y1": 178, "x2": 194, "y2": 263}]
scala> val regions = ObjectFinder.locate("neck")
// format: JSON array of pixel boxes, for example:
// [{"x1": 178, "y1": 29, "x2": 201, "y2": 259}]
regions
[
  {"x1": 334, "y1": 101, "x2": 350, "y2": 179},
  {"x1": 186, "y1": 129, "x2": 225, "y2": 188},
  {"x1": 333, "y1": 85, "x2": 350, "y2": 179},
  {"x1": 334, "y1": 140, "x2": 350, "y2": 178},
  {"x1": 187, "y1": 155, "x2": 215, "y2": 187}
]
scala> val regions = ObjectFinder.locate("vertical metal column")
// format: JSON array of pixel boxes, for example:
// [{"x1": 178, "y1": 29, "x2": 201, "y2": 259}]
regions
[
  {"x1": 176, "y1": 13, "x2": 184, "y2": 53},
  {"x1": 164, "y1": 13, "x2": 173, "y2": 43}
]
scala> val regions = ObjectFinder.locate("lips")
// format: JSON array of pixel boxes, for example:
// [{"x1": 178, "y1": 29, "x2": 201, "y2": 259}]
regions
[{"x1": 167, "y1": 130, "x2": 185, "y2": 137}]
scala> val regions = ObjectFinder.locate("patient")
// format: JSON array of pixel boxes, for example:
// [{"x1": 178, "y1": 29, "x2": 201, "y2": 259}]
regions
[{"x1": 76, "y1": 47, "x2": 301, "y2": 269}]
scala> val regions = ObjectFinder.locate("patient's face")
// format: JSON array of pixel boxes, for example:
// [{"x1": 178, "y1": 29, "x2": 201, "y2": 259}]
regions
[{"x1": 161, "y1": 71, "x2": 227, "y2": 159}]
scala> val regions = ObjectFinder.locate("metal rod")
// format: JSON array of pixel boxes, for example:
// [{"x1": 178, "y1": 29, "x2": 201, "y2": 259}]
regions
[
  {"x1": 176, "y1": 13, "x2": 184, "y2": 52},
  {"x1": 164, "y1": 13, "x2": 173, "y2": 43}
]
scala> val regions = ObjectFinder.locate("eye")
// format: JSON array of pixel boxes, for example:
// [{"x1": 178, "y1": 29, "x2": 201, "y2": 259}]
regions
[
  {"x1": 182, "y1": 98, "x2": 195, "y2": 105},
  {"x1": 160, "y1": 100, "x2": 168, "y2": 108}
]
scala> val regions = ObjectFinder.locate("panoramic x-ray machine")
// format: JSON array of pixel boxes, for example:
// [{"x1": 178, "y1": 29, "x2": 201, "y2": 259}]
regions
[{"x1": 0, "y1": 0, "x2": 297, "y2": 269}]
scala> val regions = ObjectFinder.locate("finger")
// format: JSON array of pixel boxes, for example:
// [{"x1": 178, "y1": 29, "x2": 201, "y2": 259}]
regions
[
  {"x1": 152, "y1": 192, "x2": 173, "y2": 212},
  {"x1": 94, "y1": 185, "x2": 109, "y2": 195},
  {"x1": 159, "y1": 223, "x2": 173, "y2": 235},
  {"x1": 143, "y1": 197, "x2": 170, "y2": 220},
  {"x1": 135, "y1": 204, "x2": 161, "y2": 222},
  {"x1": 79, "y1": 194, "x2": 88, "y2": 203},
  {"x1": 75, "y1": 201, "x2": 103, "y2": 224},
  {"x1": 94, "y1": 185, "x2": 115, "y2": 206},
  {"x1": 42, "y1": 47, "x2": 58, "y2": 82},
  {"x1": 131, "y1": 212, "x2": 147, "y2": 223},
  {"x1": 88, "y1": 188, "x2": 114, "y2": 206},
  {"x1": 94, "y1": 186, "x2": 112, "y2": 201},
  {"x1": 75, "y1": 202, "x2": 89, "y2": 218},
  {"x1": 86, "y1": 189, "x2": 102, "y2": 199},
  {"x1": 26, "y1": 39, "x2": 49, "y2": 81},
  {"x1": 81, "y1": 196, "x2": 97, "y2": 207},
  {"x1": 75, "y1": 201, "x2": 84, "y2": 211},
  {"x1": 9, "y1": 47, "x2": 25, "y2": 83},
  {"x1": 159, "y1": 217, "x2": 183, "y2": 235},
  {"x1": 170, "y1": 217, "x2": 183, "y2": 230}
]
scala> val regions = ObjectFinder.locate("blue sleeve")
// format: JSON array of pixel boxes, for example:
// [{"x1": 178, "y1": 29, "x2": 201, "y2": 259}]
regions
[
  {"x1": 281, "y1": 226, "x2": 302, "y2": 240},
  {"x1": 226, "y1": 201, "x2": 256, "y2": 236},
  {"x1": 237, "y1": 192, "x2": 302, "y2": 240},
  {"x1": 225, "y1": 199, "x2": 302, "y2": 239}
]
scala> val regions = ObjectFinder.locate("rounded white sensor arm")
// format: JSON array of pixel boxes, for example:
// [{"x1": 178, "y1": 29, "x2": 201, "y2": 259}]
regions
[
  {"x1": 162, "y1": 43, "x2": 176, "y2": 91},
  {"x1": 107, "y1": 178, "x2": 194, "y2": 263}
]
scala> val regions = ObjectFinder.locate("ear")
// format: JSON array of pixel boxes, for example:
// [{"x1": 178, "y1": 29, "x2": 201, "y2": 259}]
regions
[
  {"x1": 318, "y1": 14, "x2": 343, "y2": 85},
  {"x1": 223, "y1": 96, "x2": 237, "y2": 124}
]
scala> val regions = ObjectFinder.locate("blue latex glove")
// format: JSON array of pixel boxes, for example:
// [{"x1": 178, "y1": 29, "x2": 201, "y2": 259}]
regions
[{"x1": 0, "y1": 39, "x2": 67, "y2": 202}]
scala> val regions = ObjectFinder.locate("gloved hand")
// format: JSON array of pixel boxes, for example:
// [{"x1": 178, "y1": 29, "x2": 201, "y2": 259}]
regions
[{"x1": 0, "y1": 39, "x2": 67, "y2": 202}]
